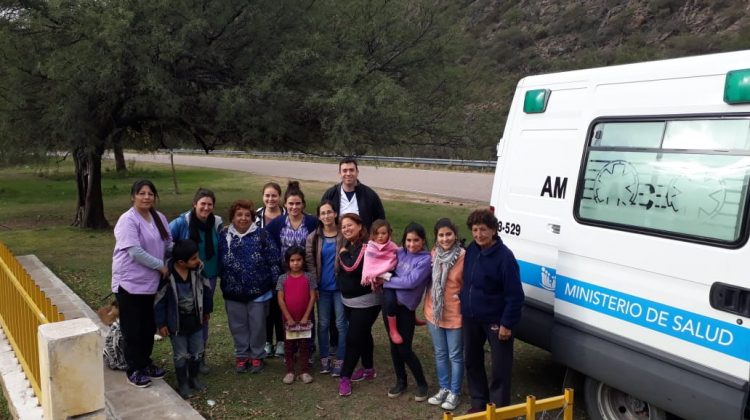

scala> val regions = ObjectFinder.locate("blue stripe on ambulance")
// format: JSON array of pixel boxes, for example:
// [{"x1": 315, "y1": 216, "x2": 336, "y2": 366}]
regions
[{"x1": 517, "y1": 260, "x2": 750, "y2": 362}]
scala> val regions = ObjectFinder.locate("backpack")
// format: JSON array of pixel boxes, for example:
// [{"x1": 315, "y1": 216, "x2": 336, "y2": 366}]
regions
[{"x1": 103, "y1": 321, "x2": 128, "y2": 370}]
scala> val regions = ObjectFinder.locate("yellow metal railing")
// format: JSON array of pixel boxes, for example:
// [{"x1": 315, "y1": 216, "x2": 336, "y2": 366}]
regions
[
  {"x1": 443, "y1": 388, "x2": 574, "y2": 420},
  {"x1": 0, "y1": 242, "x2": 64, "y2": 399}
]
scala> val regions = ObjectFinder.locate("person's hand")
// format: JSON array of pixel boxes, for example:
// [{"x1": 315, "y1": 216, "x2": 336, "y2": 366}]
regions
[
  {"x1": 373, "y1": 277, "x2": 385, "y2": 287},
  {"x1": 158, "y1": 266, "x2": 168, "y2": 278},
  {"x1": 300, "y1": 317, "x2": 309, "y2": 325},
  {"x1": 498, "y1": 325, "x2": 512, "y2": 341},
  {"x1": 158, "y1": 326, "x2": 169, "y2": 337}
]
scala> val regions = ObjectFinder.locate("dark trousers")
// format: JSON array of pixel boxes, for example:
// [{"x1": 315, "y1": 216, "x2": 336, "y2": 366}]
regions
[
  {"x1": 266, "y1": 291, "x2": 285, "y2": 343},
  {"x1": 116, "y1": 286, "x2": 156, "y2": 375},
  {"x1": 463, "y1": 318, "x2": 514, "y2": 409},
  {"x1": 341, "y1": 304, "x2": 381, "y2": 378},
  {"x1": 383, "y1": 304, "x2": 427, "y2": 387},
  {"x1": 284, "y1": 338, "x2": 311, "y2": 374},
  {"x1": 382, "y1": 288, "x2": 398, "y2": 317}
]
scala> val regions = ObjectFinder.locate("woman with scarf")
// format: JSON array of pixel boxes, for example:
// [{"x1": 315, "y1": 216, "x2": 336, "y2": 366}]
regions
[
  {"x1": 423, "y1": 218, "x2": 465, "y2": 411},
  {"x1": 169, "y1": 188, "x2": 223, "y2": 372},
  {"x1": 219, "y1": 199, "x2": 281, "y2": 374}
]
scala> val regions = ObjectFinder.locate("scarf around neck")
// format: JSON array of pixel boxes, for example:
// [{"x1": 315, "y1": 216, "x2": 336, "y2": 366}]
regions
[
  {"x1": 430, "y1": 243, "x2": 462, "y2": 324},
  {"x1": 189, "y1": 210, "x2": 216, "y2": 260}
]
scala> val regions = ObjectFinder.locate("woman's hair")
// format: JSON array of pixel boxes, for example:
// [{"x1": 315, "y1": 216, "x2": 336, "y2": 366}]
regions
[
  {"x1": 401, "y1": 222, "x2": 427, "y2": 249},
  {"x1": 130, "y1": 179, "x2": 169, "y2": 240},
  {"x1": 434, "y1": 218, "x2": 459, "y2": 240},
  {"x1": 369, "y1": 219, "x2": 392, "y2": 241},
  {"x1": 316, "y1": 200, "x2": 338, "y2": 229},
  {"x1": 228, "y1": 199, "x2": 255, "y2": 221},
  {"x1": 262, "y1": 182, "x2": 282, "y2": 198},
  {"x1": 192, "y1": 187, "x2": 215, "y2": 205},
  {"x1": 466, "y1": 208, "x2": 499, "y2": 237},
  {"x1": 340, "y1": 213, "x2": 368, "y2": 243},
  {"x1": 172, "y1": 239, "x2": 199, "y2": 263},
  {"x1": 283, "y1": 181, "x2": 306, "y2": 207},
  {"x1": 284, "y1": 245, "x2": 306, "y2": 267}
]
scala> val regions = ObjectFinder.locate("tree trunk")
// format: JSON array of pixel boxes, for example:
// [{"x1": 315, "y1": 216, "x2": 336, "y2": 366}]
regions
[
  {"x1": 114, "y1": 138, "x2": 127, "y2": 172},
  {"x1": 72, "y1": 146, "x2": 110, "y2": 229},
  {"x1": 169, "y1": 148, "x2": 180, "y2": 194}
]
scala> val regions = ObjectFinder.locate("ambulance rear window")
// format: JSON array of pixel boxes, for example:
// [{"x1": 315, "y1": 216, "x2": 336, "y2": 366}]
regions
[{"x1": 576, "y1": 117, "x2": 750, "y2": 246}]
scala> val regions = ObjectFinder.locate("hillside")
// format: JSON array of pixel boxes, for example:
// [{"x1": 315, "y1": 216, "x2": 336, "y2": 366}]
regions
[{"x1": 461, "y1": 0, "x2": 750, "y2": 158}]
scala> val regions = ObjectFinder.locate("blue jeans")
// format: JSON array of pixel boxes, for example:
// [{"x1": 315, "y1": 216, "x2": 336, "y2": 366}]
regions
[
  {"x1": 428, "y1": 322, "x2": 463, "y2": 394},
  {"x1": 317, "y1": 290, "x2": 347, "y2": 360},
  {"x1": 170, "y1": 329, "x2": 205, "y2": 368}
]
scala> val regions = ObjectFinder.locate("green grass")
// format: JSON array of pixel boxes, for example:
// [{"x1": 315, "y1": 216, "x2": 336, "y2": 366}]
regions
[{"x1": 0, "y1": 160, "x2": 580, "y2": 419}]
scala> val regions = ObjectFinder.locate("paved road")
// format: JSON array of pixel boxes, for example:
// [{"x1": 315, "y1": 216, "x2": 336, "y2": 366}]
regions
[{"x1": 121, "y1": 152, "x2": 494, "y2": 203}]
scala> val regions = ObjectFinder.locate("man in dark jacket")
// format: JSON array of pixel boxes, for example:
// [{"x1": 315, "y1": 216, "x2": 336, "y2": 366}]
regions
[
  {"x1": 461, "y1": 208, "x2": 524, "y2": 412},
  {"x1": 320, "y1": 157, "x2": 385, "y2": 230}
]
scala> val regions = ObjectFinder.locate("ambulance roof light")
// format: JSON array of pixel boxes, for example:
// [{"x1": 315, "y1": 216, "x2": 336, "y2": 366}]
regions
[
  {"x1": 724, "y1": 69, "x2": 750, "y2": 105},
  {"x1": 523, "y1": 89, "x2": 550, "y2": 114}
]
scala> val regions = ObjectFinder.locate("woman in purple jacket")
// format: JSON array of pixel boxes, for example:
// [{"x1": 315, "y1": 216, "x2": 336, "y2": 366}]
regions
[{"x1": 380, "y1": 222, "x2": 432, "y2": 402}]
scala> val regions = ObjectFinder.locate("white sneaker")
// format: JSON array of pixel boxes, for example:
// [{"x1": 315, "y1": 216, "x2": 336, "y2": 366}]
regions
[
  {"x1": 428, "y1": 388, "x2": 450, "y2": 405},
  {"x1": 275, "y1": 341, "x2": 285, "y2": 357},
  {"x1": 441, "y1": 392, "x2": 460, "y2": 410},
  {"x1": 263, "y1": 342, "x2": 273, "y2": 358}
]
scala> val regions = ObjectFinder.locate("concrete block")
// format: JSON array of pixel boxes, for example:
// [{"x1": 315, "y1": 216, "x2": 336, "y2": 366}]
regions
[{"x1": 38, "y1": 318, "x2": 104, "y2": 420}]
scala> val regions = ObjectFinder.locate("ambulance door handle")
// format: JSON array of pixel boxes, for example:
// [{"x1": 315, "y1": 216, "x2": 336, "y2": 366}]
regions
[
  {"x1": 547, "y1": 223, "x2": 560, "y2": 234},
  {"x1": 709, "y1": 282, "x2": 750, "y2": 317}
]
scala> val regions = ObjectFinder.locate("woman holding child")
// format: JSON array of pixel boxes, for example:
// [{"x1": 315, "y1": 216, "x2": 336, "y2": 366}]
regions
[{"x1": 336, "y1": 213, "x2": 381, "y2": 397}]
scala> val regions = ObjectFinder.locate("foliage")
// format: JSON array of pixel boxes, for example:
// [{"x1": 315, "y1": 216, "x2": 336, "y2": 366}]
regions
[{"x1": 0, "y1": 0, "x2": 496, "y2": 227}]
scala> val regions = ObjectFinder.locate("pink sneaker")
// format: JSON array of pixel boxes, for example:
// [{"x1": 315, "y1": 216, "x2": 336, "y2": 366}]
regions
[
  {"x1": 338, "y1": 377, "x2": 352, "y2": 397},
  {"x1": 350, "y1": 367, "x2": 376, "y2": 382}
]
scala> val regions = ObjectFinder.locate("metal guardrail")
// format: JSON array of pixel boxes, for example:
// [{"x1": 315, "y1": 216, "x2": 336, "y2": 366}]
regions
[
  {"x1": 443, "y1": 388, "x2": 574, "y2": 420},
  {"x1": 159, "y1": 148, "x2": 497, "y2": 169},
  {"x1": 0, "y1": 242, "x2": 64, "y2": 399}
]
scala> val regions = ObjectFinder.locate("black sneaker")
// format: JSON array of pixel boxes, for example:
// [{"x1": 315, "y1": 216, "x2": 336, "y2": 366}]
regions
[
  {"x1": 127, "y1": 370, "x2": 152, "y2": 388},
  {"x1": 388, "y1": 382, "x2": 406, "y2": 398},
  {"x1": 142, "y1": 364, "x2": 166, "y2": 379},
  {"x1": 415, "y1": 384, "x2": 429, "y2": 402}
]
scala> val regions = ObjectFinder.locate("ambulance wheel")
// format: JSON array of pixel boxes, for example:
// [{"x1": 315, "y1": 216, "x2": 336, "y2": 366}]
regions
[{"x1": 584, "y1": 376, "x2": 667, "y2": 420}]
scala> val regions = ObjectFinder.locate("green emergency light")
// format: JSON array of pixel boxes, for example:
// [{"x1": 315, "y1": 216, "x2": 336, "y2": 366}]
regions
[
  {"x1": 523, "y1": 88, "x2": 550, "y2": 113},
  {"x1": 724, "y1": 69, "x2": 750, "y2": 105}
]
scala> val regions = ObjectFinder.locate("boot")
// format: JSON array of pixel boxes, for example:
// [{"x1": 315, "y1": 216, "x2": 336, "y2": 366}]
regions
[
  {"x1": 188, "y1": 359, "x2": 207, "y2": 391},
  {"x1": 387, "y1": 316, "x2": 403, "y2": 344},
  {"x1": 175, "y1": 365, "x2": 193, "y2": 399}
]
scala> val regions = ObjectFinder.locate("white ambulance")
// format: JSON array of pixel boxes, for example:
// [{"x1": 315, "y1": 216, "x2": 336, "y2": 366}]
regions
[{"x1": 491, "y1": 50, "x2": 750, "y2": 420}]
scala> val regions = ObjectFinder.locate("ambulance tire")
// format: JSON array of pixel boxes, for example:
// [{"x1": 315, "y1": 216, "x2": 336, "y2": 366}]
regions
[{"x1": 584, "y1": 376, "x2": 667, "y2": 420}]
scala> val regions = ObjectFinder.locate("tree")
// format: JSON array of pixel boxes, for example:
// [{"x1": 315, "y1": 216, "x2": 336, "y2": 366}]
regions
[{"x1": 0, "y1": 0, "x2": 496, "y2": 229}]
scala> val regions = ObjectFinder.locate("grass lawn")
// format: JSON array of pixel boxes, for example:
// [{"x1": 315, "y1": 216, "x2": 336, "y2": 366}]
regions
[{"x1": 0, "y1": 160, "x2": 579, "y2": 419}]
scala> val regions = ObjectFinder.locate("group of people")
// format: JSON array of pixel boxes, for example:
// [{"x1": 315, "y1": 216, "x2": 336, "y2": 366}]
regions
[{"x1": 110, "y1": 157, "x2": 525, "y2": 413}]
